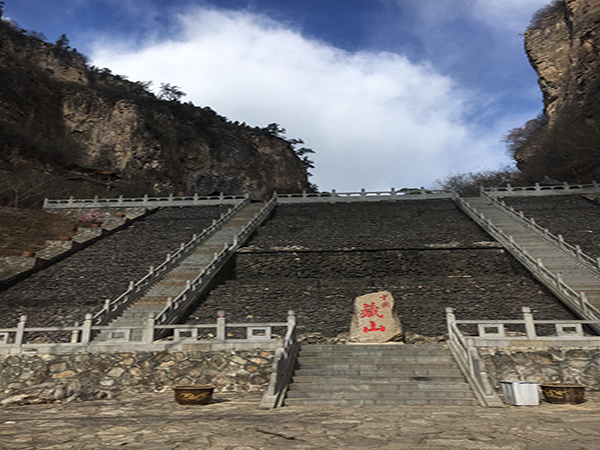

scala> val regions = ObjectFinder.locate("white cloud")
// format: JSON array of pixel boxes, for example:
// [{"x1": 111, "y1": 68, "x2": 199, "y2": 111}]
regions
[{"x1": 90, "y1": 6, "x2": 515, "y2": 192}]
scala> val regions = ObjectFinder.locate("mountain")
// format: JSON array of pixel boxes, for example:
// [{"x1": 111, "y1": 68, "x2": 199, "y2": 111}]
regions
[
  {"x1": 508, "y1": 0, "x2": 600, "y2": 183},
  {"x1": 0, "y1": 18, "x2": 310, "y2": 204}
]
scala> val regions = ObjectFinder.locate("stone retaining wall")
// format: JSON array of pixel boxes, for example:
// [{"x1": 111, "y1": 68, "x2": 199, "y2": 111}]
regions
[
  {"x1": 480, "y1": 347, "x2": 600, "y2": 390},
  {"x1": 0, "y1": 349, "x2": 274, "y2": 399}
]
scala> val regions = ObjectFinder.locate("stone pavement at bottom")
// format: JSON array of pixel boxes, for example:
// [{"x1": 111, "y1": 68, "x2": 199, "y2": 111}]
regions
[{"x1": 1, "y1": 392, "x2": 600, "y2": 450}]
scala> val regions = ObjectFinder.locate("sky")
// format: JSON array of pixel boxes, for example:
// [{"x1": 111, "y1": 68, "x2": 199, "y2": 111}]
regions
[{"x1": 3, "y1": 0, "x2": 551, "y2": 192}]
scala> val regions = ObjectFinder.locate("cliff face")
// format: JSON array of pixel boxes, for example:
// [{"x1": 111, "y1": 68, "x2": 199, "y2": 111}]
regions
[
  {"x1": 0, "y1": 21, "x2": 309, "y2": 199},
  {"x1": 513, "y1": 0, "x2": 600, "y2": 182}
]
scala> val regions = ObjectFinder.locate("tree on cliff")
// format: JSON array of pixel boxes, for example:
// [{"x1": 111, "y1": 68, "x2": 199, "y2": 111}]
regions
[
  {"x1": 0, "y1": 2, "x2": 4, "y2": 19},
  {"x1": 55, "y1": 34, "x2": 71, "y2": 50},
  {"x1": 158, "y1": 83, "x2": 187, "y2": 102}
]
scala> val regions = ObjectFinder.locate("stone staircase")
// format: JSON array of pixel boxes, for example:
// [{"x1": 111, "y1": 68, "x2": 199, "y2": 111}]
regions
[
  {"x1": 285, "y1": 344, "x2": 478, "y2": 406},
  {"x1": 95, "y1": 202, "x2": 265, "y2": 341},
  {"x1": 464, "y1": 197, "x2": 600, "y2": 315}
]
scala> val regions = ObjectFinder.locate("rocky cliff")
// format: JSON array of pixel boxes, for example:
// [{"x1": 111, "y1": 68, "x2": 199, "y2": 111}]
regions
[
  {"x1": 0, "y1": 19, "x2": 310, "y2": 201},
  {"x1": 511, "y1": 0, "x2": 600, "y2": 182}
]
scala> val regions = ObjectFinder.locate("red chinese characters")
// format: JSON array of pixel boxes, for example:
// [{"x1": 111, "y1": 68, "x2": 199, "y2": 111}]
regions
[{"x1": 360, "y1": 302, "x2": 386, "y2": 333}]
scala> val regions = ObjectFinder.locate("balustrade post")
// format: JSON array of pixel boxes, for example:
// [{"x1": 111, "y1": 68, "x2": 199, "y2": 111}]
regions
[
  {"x1": 390, "y1": 187, "x2": 396, "y2": 196},
  {"x1": 360, "y1": 188, "x2": 366, "y2": 197},
  {"x1": 522, "y1": 307, "x2": 537, "y2": 339},
  {"x1": 15, "y1": 315, "x2": 27, "y2": 347},
  {"x1": 43, "y1": 198, "x2": 49, "y2": 208},
  {"x1": 118, "y1": 195, "x2": 123, "y2": 206},
  {"x1": 287, "y1": 310, "x2": 296, "y2": 328},
  {"x1": 70, "y1": 322, "x2": 79, "y2": 343},
  {"x1": 593, "y1": 180, "x2": 599, "y2": 189},
  {"x1": 193, "y1": 193, "x2": 198, "y2": 204},
  {"x1": 216, "y1": 310, "x2": 226, "y2": 342},
  {"x1": 81, "y1": 314, "x2": 93, "y2": 344},
  {"x1": 581, "y1": 292, "x2": 589, "y2": 313},
  {"x1": 142, "y1": 314, "x2": 155, "y2": 344},
  {"x1": 331, "y1": 189, "x2": 337, "y2": 197},
  {"x1": 445, "y1": 308, "x2": 456, "y2": 338},
  {"x1": 557, "y1": 273, "x2": 564, "y2": 289},
  {"x1": 302, "y1": 190, "x2": 307, "y2": 199}
]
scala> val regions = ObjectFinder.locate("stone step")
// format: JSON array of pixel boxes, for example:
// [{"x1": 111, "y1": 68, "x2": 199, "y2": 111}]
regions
[
  {"x1": 286, "y1": 390, "x2": 475, "y2": 400},
  {"x1": 298, "y1": 349, "x2": 451, "y2": 358},
  {"x1": 292, "y1": 368, "x2": 464, "y2": 377},
  {"x1": 292, "y1": 374, "x2": 467, "y2": 384},
  {"x1": 297, "y1": 363, "x2": 458, "y2": 372},
  {"x1": 288, "y1": 382, "x2": 471, "y2": 391},
  {"x1": 300, "y1": 344, "x2": 447, "y2": 353},
  {"x1": 284, "y1": 398, "x2": 479, "y2": 406},
  {"x1": 297, "y1": 355, "x2": 454, "y2": 364}
]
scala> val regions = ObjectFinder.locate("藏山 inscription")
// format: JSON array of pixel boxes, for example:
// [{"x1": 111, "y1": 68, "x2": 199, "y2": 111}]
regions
[{"x1": 349, "y1": 291, "x2": 403, "y2": 343}]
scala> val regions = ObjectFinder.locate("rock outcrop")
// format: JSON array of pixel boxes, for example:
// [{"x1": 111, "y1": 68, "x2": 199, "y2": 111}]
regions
[
  {"x1": 512, "y1": 0, "x2": 600, "y2": 182},
  {"x1": 0, "y1": 20, "x2": 309, "y2": 199}
]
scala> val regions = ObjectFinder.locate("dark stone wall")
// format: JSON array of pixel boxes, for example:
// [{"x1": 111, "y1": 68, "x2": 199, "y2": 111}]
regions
[
  {"x1": 0, "y1": 206, "x2": 227, "y2": 328},
  {"x1": 188, "y1": 200, "x2": 578, "y2": 338},
  {"x1": 248, "y1": 200, "x2": 492, "y2": 251}
]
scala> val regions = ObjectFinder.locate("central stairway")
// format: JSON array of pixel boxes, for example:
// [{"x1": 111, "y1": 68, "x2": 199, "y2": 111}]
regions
[{"x1": 285, "y1": 344, "x2": 477, "y2": 406}]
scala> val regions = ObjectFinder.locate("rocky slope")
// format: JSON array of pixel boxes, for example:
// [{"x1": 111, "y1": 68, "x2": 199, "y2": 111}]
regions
[
  {"x1": 512, "y1": 0, "x2": 600, "y2": 182},
  {"x1": 0, "y1": 19, "x2": 309, "y2": 201}
]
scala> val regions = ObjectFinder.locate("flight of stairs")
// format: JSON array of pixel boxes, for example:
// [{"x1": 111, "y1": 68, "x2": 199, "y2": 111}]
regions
[
  {"x1": 464, "y1": 197, "x2": 600, "y2": 314},
  {"x1": 285, "y1": 344, "x2": 478, "y2": 406},
  {"x1": 95, "y1": 202, "x2": 265, "y2": 342}
]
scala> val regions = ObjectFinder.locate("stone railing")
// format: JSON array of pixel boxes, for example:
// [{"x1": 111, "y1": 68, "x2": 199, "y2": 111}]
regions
[
  {"x1": 445, "y1": 308, "x2": 503, "y2": 407},
  {"x1": 93, "y1": 198, "x2": 250, "y2": 326},
  {"x1": 454, "y1": 195, "x2": 600, "y2": 326},
  {"x1": 153, "y1": 194, "x2": 278, "y2": 328},
  {"x1": 44, "y1": 188, "x2": 453, "y2": 209},
  {"x1": 43, "y1": 193, "x2": 248, "y2": 209},
  {"x1": 276, "y1": 188, "x2": 452, "y2": 203},
  {"x1": 483, "y1": 191, "x2": 600, "y2": 272},
  {"x1": 483, "y1": 182, "x2": 600, "y2": 197},
  {"x1": 449, "y1": 306, "x2": 600, "y2": 348},
  {"x1": 259, "y1": 310, "x2": 299, "y2": 409},
  {"x1": 0, "y1": 310, "x2": 295, "y2": 354}
]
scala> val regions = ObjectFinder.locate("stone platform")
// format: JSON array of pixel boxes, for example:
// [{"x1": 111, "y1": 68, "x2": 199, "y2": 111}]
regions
[{"x1": 1, "y1": 391, "x2": 599, "y2": 449}]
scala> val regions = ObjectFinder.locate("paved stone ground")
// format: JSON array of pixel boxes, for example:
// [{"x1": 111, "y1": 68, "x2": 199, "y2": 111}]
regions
[{"x1": 1, "y1": 392, "x2": 600, "y2": 449}]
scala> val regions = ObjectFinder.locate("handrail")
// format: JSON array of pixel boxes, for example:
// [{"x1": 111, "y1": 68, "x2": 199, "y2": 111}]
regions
[
  {"x1": 260, "y1": 310, "x2": 299, "y2": 409},
  {"x1": 445, "y1": 308, "x2": 503, "y2": 407},
  {"x1": 483, "y1": 181, "x2": 600, "y2": 197},
  {"x1": 454, "y1": 195, "x2": 600, "y2": 324},
  {"x1": 153, "y1": 194, "x2": 278, "y2": 328},
  {"x1": 44, "y1": 189, "x2": 453, "y2": 209},
  {"x1": 91, "y1": 196, "x2": 250, "y2": 326},
  {"x1": 0, "y1": 311, "x2": 293, "y2": 353},
  {"x1": 452, "y1": 306, "x2": 600, "y2": 343},
  {"x1": 44, "y1": 193, "x2": 248, "y2": 209},
  {"x1": 276, "y1": 188, "x2": 452, "y2": 203},
  {"x1": 482, "y1": 191, "x2": 600, "y2": 272}
]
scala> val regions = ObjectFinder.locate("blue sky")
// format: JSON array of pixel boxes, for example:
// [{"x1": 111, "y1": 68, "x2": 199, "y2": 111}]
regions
[{"x1": 4, "y1": 0, "x2": 551, "y2": 191}]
